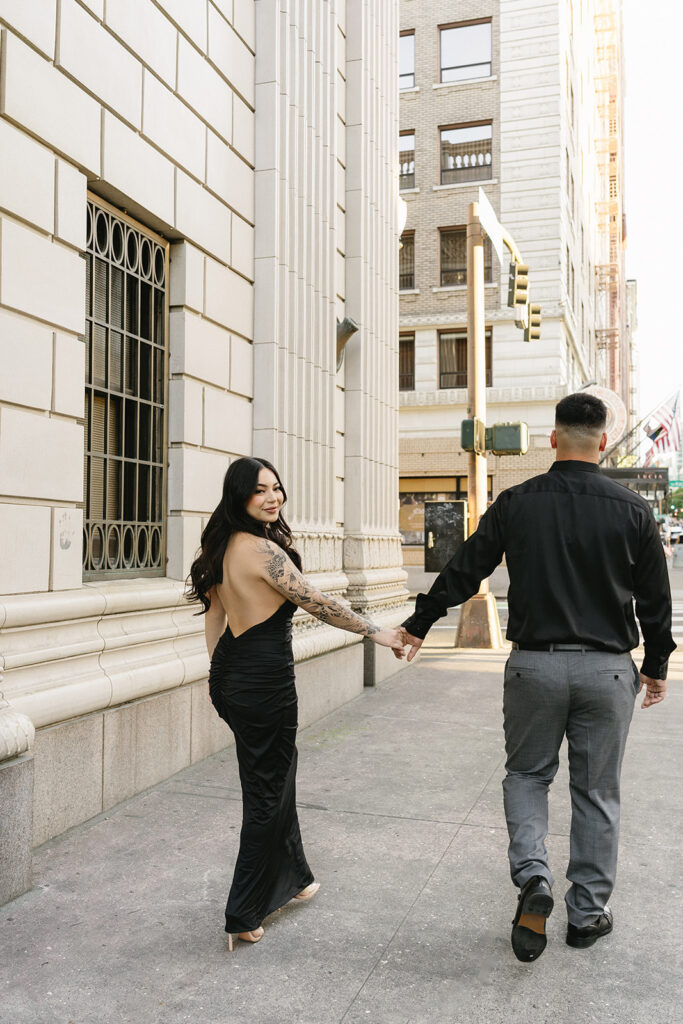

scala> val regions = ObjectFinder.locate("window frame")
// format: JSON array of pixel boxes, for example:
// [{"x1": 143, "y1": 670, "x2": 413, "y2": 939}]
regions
[
  {"x1": 438, "y1": 326, "x2": 492, "y2": 389},
  {"x1": 439, "y1": 120, "x2": 493, "y2": 185},
  {"x1": 399, "y1": 30, "x2": 416, "y2": 90},
  {"x1": 399, "y1": 333, "x2": 415, "y2": 391},
  {"x1": 399, "y1": 230, "x2": 416, "y2": 291},
  {"x1": 82, "y1": 191, "x2": 170, "y2": 580},
  {"x1": 399, "y1": 130, "x2": 416, "y2": 190},
  {"x1": 438, "y1": 18, "x2": 493, "y2": 84}
]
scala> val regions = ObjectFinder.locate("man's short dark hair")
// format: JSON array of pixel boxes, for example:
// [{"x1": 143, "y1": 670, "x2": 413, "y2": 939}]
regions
[{"x1": 555, "y1": 393, "x2": 607, "y2": 432}]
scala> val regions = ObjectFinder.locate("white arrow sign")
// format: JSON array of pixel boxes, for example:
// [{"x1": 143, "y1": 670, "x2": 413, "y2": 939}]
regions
[{"x1": 478, "y1": 187, "x2": 505, "y2": 267}]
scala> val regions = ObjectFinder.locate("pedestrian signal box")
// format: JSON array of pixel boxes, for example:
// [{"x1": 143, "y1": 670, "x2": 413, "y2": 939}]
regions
[
  {"x1": 461, "y1": 417, "x2": 487, "y2": 454},
  {"x1": 461, "y1": 420, "x2": 529, "y2": 456},
  {"x1": 490, "y1": 422, "x2": 529, "y2": 456},
  {"x1": 507, "y1": 262, "x2": 529, "y2": 308}
]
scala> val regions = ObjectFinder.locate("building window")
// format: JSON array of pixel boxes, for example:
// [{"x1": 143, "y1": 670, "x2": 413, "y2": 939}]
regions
[
  {"x1": 440, "y1": 123, "x2": 492, "y2": 184},
  {"x1": 399, "y1": 334, "x2": 415, "y2": 390},
  {"x1": 440, "y1": 227, "x2": 492, "y2": 286},
  {"x1": 399, "y1": 232, "x2": 415, "y2": 290},
  {"x1": 438, "y1": 327, "x2": 492, "y2": 389},
  {"x1": 83, "y1": 197, "x2": 168, "y2": 578},
  {"x1": 439, "y1": 20, "x2": 492, "y2": 83},
  {"x1": 399, "y1": 131, "x2": 415, "y2": 189},
  {"x1": 399, "y1": 31, "x2": 415, "y2": 89}
]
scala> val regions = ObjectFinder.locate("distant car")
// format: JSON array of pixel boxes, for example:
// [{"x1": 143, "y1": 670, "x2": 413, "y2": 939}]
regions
[{"x1": 669, "y1": 522, "x2": 683, "y2": 543}]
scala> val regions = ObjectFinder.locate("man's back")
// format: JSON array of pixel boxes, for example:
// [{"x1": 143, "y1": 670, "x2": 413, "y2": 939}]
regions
[
  {"x1": 503, "y1": 461, "x2": 656, "y2": 653},
  {"x1": 404, "y1": 459, "x2": 674, "y2": 678}
]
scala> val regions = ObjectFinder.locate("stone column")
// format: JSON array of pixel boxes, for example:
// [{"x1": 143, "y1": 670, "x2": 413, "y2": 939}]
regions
[
  {"x1": 342, "y1": 0, "x2": 408, "y2": 624},
  {"x1": 0, "y1": 683, "x2": 35, "y2": 906}
]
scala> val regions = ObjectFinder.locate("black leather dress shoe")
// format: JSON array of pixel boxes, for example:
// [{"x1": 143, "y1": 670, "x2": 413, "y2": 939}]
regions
[
  {"x1": 511, "y1": 876, "x2": 554, "y2": 962},
  {"x1": 566, "y1": 907, "x2": 613, "y2": 948}
]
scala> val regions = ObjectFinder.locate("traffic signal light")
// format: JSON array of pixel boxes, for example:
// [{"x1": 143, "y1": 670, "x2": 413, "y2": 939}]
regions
[
  {"x1": 524, "y1": 304, "x2": 541, "y2": 342},
  {"x1": 507, "y1": 261, "x2": 529, "y2": 308}
]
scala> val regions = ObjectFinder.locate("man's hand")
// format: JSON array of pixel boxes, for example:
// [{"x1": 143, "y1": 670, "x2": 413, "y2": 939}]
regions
[
  {"x1": 639, "y1": 673, "x2": 667, "y2": 708},
  {"x1": 399, "y1": 627, "x2": 423, "y2": 663}
]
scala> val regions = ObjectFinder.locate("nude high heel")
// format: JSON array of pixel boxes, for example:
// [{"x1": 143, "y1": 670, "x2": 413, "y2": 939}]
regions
[
  {"x1": 227, "y1": 926, "x2": 264, "y2": 952},
  {"x1": 294, "y1": 882, "x2": 320, "y2": 901}
]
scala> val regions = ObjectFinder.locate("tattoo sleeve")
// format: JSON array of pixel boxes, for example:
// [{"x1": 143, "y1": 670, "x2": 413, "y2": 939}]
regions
[{"x1": 256, "y1": 541, "x2": 380, "y2": 637}]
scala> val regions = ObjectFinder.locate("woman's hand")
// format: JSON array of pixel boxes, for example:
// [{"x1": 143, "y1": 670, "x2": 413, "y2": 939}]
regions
[{"x1": 370, "y1": 628, "x2": 407, "y2": 658}]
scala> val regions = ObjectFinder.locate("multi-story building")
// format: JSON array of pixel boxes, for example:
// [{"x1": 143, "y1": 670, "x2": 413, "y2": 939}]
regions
[
  {"x1": 397, "y1": 0, "x2": 627, "y2": 567},
  {"x1": 0, "y1": 0, "x2": 406, "y2": 905}
]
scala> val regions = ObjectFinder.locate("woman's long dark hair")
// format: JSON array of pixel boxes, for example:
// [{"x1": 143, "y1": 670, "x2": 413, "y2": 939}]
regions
[{"x1": 186, "y1": 457, "x2": 301, "y2": 613}]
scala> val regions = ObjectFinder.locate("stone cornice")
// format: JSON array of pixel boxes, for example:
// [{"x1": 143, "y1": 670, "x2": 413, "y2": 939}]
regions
[
  {"x1": 399, "y1": 302, "x2": 567, "y2": 328},
  {"x1": 400, "y1": 384, "x2": 568, "y2": 407}
]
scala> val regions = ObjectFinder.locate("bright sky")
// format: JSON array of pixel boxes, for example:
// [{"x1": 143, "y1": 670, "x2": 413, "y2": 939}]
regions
[{"x1": 622, "y1": 0, "x2": 683, "y2": 417}]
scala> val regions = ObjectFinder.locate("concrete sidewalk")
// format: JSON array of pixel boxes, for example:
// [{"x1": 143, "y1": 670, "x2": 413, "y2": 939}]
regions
[{"x1": 1, "y1": 635, "x2": 682, "y2": 1024}]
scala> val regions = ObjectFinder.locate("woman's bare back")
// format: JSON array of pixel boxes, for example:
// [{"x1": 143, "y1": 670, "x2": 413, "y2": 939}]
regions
[{"x1": 214, "y1": 533, "x2": 287, "y2": 638}]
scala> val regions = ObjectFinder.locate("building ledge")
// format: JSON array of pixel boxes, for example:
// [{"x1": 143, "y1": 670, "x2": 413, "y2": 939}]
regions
[
  {"x1": 432, "y1": 75, "x2": 498, "y2": 91},
  {"x1": 400, "y1": 188, "x2": 420, "y2": 195},
  {"x1": 433, "y1": 180, "x2": 498, "y2": 192},
  {"x1": 400, "y1": 87, "x2": 420, "y2": 96},
  {"x1": 399, "y1": 288, "x2": 420, "y2": 295},
  {"x1": 431, "y1": 284, "x2": 499, "y2": 293}
]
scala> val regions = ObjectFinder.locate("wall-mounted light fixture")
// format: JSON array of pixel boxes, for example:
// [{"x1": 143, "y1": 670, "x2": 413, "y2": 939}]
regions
[{"x1": 336, "y1": 317, "x2": 359, "y2": 371}]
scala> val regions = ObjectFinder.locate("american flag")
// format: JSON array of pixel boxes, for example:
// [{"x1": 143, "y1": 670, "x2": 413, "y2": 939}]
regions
[{"x1": 643, "y1": 392, "x2": 681, "y2": 467}]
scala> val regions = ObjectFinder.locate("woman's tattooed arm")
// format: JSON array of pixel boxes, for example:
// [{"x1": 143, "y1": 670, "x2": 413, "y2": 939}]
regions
[{"x1": 255, "y1": 540, "x2": 380, "y2": 637}]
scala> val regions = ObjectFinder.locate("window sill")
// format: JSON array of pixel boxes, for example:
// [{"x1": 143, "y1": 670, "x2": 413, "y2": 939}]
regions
[
  {"x1": 399, "y1": 288, "x2": 420, "y2": 295},
  {"x1": 400, "y1": 187, "x2": 420, "y2": 195},
  {"x1": 433, "y1": 179, "x2": 498, "y2": 192},
  {"x1": 432, "y1": 284, "x2": 499, "y2": 292},
  {"x1": 433, "y1": 75, "x2": 497, "y2": 91},
  {"x1": 400, "y1": 87, "x2": 420, "y2": 96}
]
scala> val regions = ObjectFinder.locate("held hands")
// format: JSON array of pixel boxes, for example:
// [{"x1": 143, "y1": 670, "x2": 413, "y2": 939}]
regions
[
  {"x1": 638, "y1": 673, "x2": 667, "y2": 708},
  {"x1": 369, "y1": 627, "x2": 424, "y2": 662},
  {"x1": 371, "y1": 628, "x2": 407, "y2": 658}
]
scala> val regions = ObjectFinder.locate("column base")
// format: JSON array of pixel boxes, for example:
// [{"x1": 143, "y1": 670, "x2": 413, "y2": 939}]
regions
[{"x1": 455, "y1": 593, "x2": 504, "y2": 649}]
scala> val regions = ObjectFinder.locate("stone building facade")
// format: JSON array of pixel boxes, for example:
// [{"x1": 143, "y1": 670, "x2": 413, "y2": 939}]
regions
[
  {"x1": 397, "y1": 0, "x2": 625, "y2": 564},
  {"x1": 0, "y1": 0, "x2": 406, "y2": 901}
]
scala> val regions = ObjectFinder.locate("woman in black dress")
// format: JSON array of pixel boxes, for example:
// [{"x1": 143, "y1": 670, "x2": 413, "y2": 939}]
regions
[{"x1": 188, "y1": 457, "x2": 405, "y2": 950}]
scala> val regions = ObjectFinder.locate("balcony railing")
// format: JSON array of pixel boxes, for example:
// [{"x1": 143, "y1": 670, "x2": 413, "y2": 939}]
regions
[{"x1": 441, "y1": 140, "x2": 492, "y2": 184}]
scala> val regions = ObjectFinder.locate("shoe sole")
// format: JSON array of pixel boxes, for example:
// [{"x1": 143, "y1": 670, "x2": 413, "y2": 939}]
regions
[
  {"x1": 566, "y1": 921, "x2": 613, "y2": 949},
  {"x1": 512, "y1": 890, "x2": 554, "y2": 962}
]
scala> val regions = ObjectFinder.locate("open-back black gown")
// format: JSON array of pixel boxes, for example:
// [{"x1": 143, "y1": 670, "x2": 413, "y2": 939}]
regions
[{"x1": 208, "y1": 599, "x2": 315, "y2": 934}]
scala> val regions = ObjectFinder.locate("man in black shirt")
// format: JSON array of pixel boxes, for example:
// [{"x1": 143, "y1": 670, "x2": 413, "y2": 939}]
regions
[{"x1": 401, "y1": 393, "x2": 674, "y2": 962}]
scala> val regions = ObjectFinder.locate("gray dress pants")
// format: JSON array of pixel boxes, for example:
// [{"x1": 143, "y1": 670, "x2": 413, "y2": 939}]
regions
[{"x1": 502, "y1": 649, "x2": 638, "y2": 927}]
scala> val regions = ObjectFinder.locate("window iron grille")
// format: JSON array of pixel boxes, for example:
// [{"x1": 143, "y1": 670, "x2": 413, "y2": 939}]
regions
[
  {"x1": 400, "y1": 233, "x2": 415, "y2": 290},
  {"x1": 83, "y1": 197, "x2": 168, "y2": 578},
  {"x1": 440, "y1": 228, "x2": 493, "y2": 286}
]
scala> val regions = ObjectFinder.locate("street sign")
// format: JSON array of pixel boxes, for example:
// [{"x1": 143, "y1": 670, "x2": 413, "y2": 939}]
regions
[
  {"x1": 478, "y1": 187, "x2": 504, "y2": 266},
  {"x1": 670, "y1": 480, "x2": 683, "y2": 487}
]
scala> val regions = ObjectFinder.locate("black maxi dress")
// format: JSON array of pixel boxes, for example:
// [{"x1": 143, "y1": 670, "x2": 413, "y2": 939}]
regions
[{"x1": 208, "y1": 599, "x2": 315, "y2": 934}]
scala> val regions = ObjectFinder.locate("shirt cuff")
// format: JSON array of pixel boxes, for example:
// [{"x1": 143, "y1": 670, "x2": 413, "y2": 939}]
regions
[
  {"x1": 640, "y1": 653, "x2": 669, "y2": 681},
  {"x1": 401, "y1": 614, "x2": 431, "y2": 640}
]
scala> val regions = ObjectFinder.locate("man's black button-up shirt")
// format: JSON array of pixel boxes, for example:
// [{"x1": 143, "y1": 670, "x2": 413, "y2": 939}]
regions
[{"x1": 402, "y1": 460, "x2": 676, "y2": 679}]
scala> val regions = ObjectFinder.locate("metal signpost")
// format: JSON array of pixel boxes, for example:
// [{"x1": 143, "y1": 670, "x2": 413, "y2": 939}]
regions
[{"x1": 455, "y1": 192, "x2": 540, "y2": 648}]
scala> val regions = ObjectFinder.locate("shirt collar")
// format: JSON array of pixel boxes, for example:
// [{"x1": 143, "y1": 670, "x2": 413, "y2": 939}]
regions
[{"x1": 549, "y1": 460, "x2": 601, "y2": 474}]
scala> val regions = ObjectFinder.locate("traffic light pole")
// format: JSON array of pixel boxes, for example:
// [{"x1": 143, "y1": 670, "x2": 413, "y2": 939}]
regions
[{"x1": 455, "y1": 202, "x2": 503, "y2": 649}]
